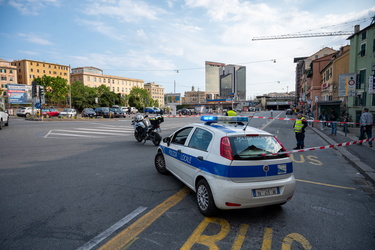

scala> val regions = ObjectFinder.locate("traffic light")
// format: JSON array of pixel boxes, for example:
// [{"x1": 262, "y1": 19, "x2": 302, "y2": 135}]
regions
[
  {"x1": 32, "y1": 81, "x2": 37, "y2": 97},
  {"x1": 39, "y1": 86, "x2": 44, "y2": 96}
]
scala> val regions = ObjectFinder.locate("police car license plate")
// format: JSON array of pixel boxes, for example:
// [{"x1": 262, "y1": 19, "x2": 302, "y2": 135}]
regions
[{"x1": 253, "y1": 187, "x2": 280, "y2": 197}]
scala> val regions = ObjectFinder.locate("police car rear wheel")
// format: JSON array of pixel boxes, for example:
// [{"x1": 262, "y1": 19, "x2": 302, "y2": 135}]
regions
[
  {"x1": 196, "y1": 179, "x2": 217, "y2": 216},
  {"x1": 155, "y1": 152, "x2": 169, "y2": 175}
]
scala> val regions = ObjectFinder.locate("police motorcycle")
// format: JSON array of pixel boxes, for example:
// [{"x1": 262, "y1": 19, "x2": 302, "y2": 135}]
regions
[{"x1": 131, "y1": 114, "x2": 164, "y2": 146}]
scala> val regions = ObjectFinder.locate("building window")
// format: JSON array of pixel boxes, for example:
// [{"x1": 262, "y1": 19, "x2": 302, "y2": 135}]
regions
[
  {"x1": 87, "y1": 76, "x2": 90, "y2": 81},
  {"x1": 359, "y1": 43, "x2": 366, "y2": 57},
  {"x1": 356, "y1": 70, "x2": 366, "y2": 89},
  {"x1": 1, "y1": 76, "x2": 6, "y2": 81},
  {"x1": 9, "y1": 77, "x2": 13, "y2": 81},
  {"x1": 361, "y1": 31, "x2": 367, "y2": 40}
]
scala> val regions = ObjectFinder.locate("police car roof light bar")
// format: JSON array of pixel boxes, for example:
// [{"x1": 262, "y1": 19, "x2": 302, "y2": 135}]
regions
[{"x1": 201, "y1": 116, "x2": 248, "y2": 125}]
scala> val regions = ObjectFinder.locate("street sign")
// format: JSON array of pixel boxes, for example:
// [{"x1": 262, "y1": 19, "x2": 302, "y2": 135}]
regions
[{"x1": 35, "y1": 103, "x2": 41, "y2": 109}]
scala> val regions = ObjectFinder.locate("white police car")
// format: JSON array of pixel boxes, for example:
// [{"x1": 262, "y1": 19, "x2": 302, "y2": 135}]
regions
[{"x1": 154, "y1": 116, "x2": 296, "y2": 216}]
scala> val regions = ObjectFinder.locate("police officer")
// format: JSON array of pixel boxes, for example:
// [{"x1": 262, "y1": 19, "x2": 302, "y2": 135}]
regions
[
  {"x1": 226, "y1": 107, "x2": 237, "y2": 116},
  {"x1": 293, "y1": 112, "x2": 308, "y2": 149}
]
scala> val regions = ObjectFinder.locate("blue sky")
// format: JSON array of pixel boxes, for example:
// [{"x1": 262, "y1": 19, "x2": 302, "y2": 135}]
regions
[{"x1": 0, "y1": 0, "x2": 374, "y2": 98}]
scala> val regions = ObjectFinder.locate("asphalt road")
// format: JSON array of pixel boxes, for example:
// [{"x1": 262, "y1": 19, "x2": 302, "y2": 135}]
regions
[{"x1": 1, "y1": 112, "x2": 374, "y2": 250}]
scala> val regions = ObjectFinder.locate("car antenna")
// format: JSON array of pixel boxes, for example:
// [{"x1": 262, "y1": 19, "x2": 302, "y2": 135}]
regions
[{"x1": 243, "y1": 116, "x2": 252, "y2": 131}]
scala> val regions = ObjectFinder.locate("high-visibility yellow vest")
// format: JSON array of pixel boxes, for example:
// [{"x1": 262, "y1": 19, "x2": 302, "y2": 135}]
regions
[
  {"x1": 227, "y1": 110, "x2": 237, "y2": 116},
  {"x1": 294, "y1": 117, "x2": 305, "y2": 132}
]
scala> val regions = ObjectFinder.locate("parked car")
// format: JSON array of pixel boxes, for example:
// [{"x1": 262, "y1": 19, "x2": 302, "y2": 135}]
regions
[
  {"x1": 110, "y1": 107, "x2": 125, "y2": 118},
  {"x1": 42, "y1": 108, "x2": 60, "y2": 118},
  {"x1": 58, "y1": 108, "x2": 77, "y2": 118},
  {"x1": 81, "y1": 108, "x2": 96, "y2": 118},
  {"x1": 95, "y1": 107, "x2": 113, "y2": 118},
  {"x1": 286, "y1": 109, "x2": 293, "y2": 115},
  {"x1": 0, "y1": 107, "x2": 9, "y2": 130},
  {"x1": 129, "y1": 107, "x2": 138, "y2": 114},
  {"x1": 144, "y1": 107, "x2": 156, "y2": 114},
  {"x1": 16, "y1": 107, "x2": 38, "y2": 118},
  {"x1": 154, "y1": 115, "x2": 295, "y2": 216}
]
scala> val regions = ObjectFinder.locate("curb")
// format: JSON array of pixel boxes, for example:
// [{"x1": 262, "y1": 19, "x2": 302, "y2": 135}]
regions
[{"x1": 311, "y1": 126, "x2": 375, "y2": 186}]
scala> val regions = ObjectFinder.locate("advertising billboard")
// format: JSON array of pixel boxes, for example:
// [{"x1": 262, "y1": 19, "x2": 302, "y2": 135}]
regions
[
  {"x1": 7, "y1": 84, "x2": 33, "y2": 104},
  {"x1": 165, "y1": 93, "x2": 181, "y2": 104},
  {"x1": 7, "y1": 84, "x2": 45, "y2": 104}
]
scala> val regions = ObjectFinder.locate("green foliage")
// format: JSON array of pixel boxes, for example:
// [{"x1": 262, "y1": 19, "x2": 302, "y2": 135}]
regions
[
  {"x1": 33, "y1": 76, "x2": 154, "y2": 111},
  {"x1": 34, "y1": 75, "x2": 68, "y2": 106},
  {"x1": 128, "y1": 87, "x2": 155, "y2": 110}
]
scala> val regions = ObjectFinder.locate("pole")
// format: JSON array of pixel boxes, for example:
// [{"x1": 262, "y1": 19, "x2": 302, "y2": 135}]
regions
[{"x1": 174, "y1": 80, "x2": 176, "y2": 93}]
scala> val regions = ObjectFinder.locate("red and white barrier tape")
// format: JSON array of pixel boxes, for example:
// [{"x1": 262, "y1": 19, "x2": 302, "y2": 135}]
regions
[
  {"x1": 265, "y1": 138, "x2": 375, "y2": 156},
  {"x1": 248, "y1": 116, "x2": 374, "y2": 126}
]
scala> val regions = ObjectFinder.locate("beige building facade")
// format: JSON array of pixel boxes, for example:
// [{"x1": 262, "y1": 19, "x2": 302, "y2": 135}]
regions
[
  {"x1": 11, "y1": 59, "x2": 70, "y2": 86},
  {"x1": 320, "y1": 45, "x2": 350, "y2": 103},
  {"x1": 183, "y1": 86, "x2": 206, "y2": 104},
  {"x1": 70, "y1": 67, "x2": 144, "y2": 97},
  {"x1": 144, "y1": 82, "x2": 165, "y2": 107},
  {"x1": 0, "y1": 59, "x2": 18, "y2": 95}
]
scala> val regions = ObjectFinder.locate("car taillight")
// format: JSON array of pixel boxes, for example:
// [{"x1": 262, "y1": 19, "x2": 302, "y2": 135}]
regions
[
  {"x1": 220, "y1": 137, "x2": 233, "y2": 160},
  {"x1": 274, "y1": 136, "x2": 289, "y2": 157}
]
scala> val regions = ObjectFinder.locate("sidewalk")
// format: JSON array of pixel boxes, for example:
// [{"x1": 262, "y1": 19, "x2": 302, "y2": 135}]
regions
[{"x1": 310, "y1": 124, "x2": 375, "y2": 185}]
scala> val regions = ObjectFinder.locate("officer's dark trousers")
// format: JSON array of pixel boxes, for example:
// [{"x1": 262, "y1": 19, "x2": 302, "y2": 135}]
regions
[{"x1": 295, "y1": 132, "x2": 305, "y2": 149}]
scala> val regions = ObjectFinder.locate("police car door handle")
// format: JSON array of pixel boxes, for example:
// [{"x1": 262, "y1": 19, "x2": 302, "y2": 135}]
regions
[
  {"x1": 197, "y1": 156, "x2": 204, "y2": 161},
  {"x1": 177, "y1": 149, "x2": 181, "y2": 153}
]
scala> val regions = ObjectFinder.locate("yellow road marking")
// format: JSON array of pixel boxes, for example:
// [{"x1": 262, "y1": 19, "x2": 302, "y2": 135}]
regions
[
  {"x1": 99, "y1": 186, "x2": 191, "y2": 250},
  {"x1": 296, "y1": 179, "x2": 356, "y2": 190}
]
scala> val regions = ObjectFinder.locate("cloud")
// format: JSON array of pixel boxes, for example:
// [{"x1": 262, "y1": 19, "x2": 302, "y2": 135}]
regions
[
  {"x1": 75, "y1": 19, "x2": 125, "y2": 40},
  {"x1": 83, "y1": 0, "x2": 166, "y2": 23},
  {"x1": 8, "y1": 0, "x2": 60, "y2": 15},
  {"x1": 18, "y1": 50, "x2": 39, "y2": 56},
  {"x1": 18, "y1": 33, "x2": 53, "y2": 45}
]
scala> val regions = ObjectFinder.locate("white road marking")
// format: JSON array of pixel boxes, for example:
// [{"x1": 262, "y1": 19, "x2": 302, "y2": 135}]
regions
[{"x1": 77, "y1": 206, "x2": 147, "y2": 250}]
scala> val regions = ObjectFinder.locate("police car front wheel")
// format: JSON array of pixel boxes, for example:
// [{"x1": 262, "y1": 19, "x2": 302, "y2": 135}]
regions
[
  {"x1": 196, "y1": 179, "x2": 217, "y2": 217},
  {"x1": 155, "y1": 152, "x2": 169, "y2": 175}
]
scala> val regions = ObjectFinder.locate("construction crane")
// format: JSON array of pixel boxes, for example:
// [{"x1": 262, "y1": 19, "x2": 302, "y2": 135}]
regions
[{"x1": 252, "y1": 31, "x2": 353, "y2": 41}]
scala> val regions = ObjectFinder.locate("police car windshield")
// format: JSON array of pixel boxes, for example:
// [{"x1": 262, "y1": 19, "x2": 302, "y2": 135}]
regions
[{"x1": 230, "y1": 136, "x2": 286, "y2": 160}]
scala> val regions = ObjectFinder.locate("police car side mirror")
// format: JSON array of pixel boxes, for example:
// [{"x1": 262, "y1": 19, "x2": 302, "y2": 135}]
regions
[{"x1": 163, "y1": 137, "x2": 171, "y2": 146}]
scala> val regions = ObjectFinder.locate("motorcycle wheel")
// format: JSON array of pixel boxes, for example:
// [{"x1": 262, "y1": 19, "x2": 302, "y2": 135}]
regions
[
  {"x1": 150, "y1": 132, "x2": 162, "y2": 146},
  {"x1": 134, "y1": 129, "x2": 144, "y2": 142}
]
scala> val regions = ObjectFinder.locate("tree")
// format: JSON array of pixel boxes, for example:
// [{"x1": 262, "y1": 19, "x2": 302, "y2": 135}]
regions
[
  {"x1": 34, "y1": 75, "x2": 69, "y2": 106},
  {"x1": 127, "y1": 87, "x2": 152, "y2": 110}
]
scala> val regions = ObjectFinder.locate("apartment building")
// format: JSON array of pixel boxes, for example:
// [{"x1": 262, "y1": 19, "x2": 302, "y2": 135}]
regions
[
  {"x1": 320, "y1": 45, "x2": 350, "y2": 102},
  {"x1": 11, "y1": 59, "x2": 70, "y2": 86},
  {"x1": 70, "y1": 66, "x2": 144, "y2": 97},
  {"x1": 0, "y1": 59, "x2": 18, "y2": 95},
  {"x1": 144, "y1": 82, "x2": 165, "y2": 107},
  {"x1": 347, "y1": 22, "x2": 375, "y2": 122},
  {"x1": 183, "y1": 86, "x2": 206, "y2": 104}
]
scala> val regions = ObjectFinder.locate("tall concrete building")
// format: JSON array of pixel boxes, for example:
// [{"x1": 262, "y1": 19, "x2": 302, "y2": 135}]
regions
[
  {"x1": 205, "y1": 61, "x2": 224, "y2": 100},
  {"x1": 11, "y1": 59, "x2": 70, "y2": 86},
  {"x1": 205, "y1": 61, "x2": 246, "y2": 100}
]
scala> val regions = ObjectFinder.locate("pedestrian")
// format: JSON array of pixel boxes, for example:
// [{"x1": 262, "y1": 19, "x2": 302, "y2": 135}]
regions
[
  {"x1": 341, "y1": 114, "x2": 349, "y2": 134},
  {"x1": 319, "y1": 110, "x2": 327, "y2": 131},
  {"x1": 359, "y1": 107, "x2": 373, "y2": 147},
  {"x1": 293, "y1": 112, "x2": 308, "y2": 149},
  {"x1": 270, "y1": 109, "x2": 273, "y2": 117},
  {"x1": 329, "y1": 108, "x2": 338, "y2": 135},
  {"x1": 225, "y1": 107, "x2": 237, "y2": 116}
]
